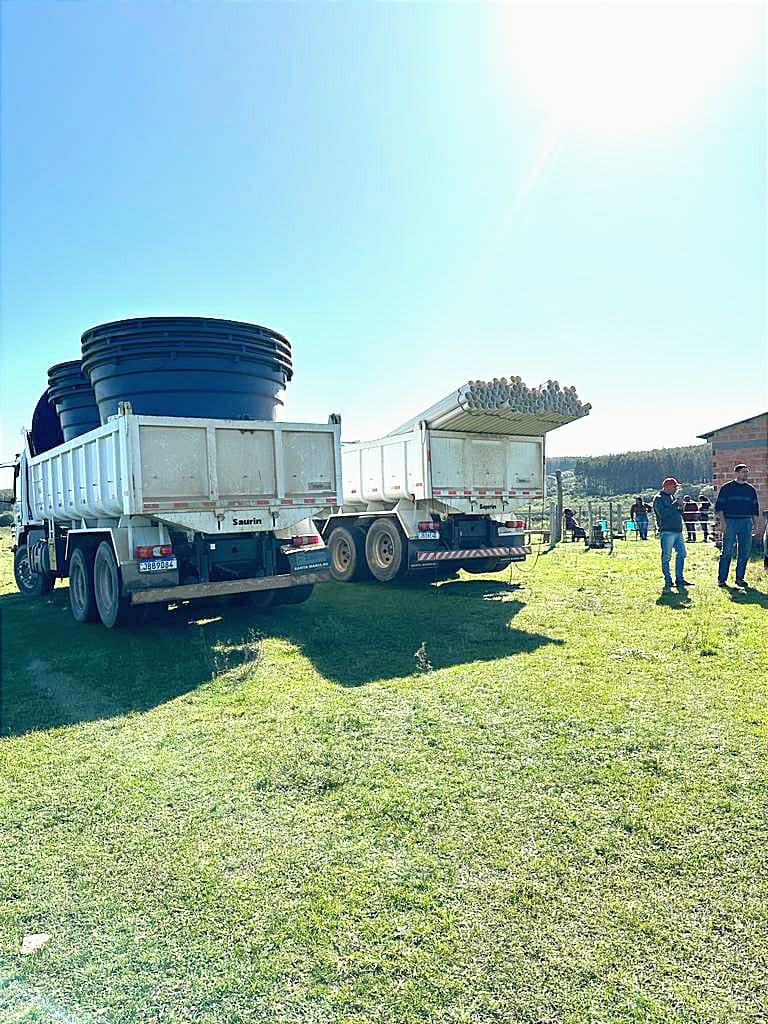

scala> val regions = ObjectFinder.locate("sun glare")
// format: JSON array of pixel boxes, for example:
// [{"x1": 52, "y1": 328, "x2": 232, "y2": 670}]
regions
[{"x1": 502, "y1": 4, "x2": 761, "y2": 143}]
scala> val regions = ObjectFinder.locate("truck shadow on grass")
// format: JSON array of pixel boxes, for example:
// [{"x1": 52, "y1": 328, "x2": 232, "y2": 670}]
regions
[{"x1": 0, "y1": 578, "x2": 561, "y2": 736}]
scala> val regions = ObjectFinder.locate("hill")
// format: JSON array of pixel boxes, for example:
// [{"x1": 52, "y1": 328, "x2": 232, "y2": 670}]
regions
[{"x1": 547, "y1": 444, "x2": 711, "y2": 498}]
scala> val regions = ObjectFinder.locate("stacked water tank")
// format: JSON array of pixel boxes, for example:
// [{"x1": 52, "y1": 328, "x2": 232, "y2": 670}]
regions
[{"x1": 30, "y1": 317, "x2": 294, "y2": 455}]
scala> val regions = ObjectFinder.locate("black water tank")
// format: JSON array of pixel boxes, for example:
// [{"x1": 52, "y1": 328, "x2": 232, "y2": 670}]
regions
[
  {"x1": 30, "y1": 390, "x2": 65, "y2": 456},
  {"x1": 47, "y1": 360, "x2": 101, "y2": 441},
  {"x1": 81, "y1": 316, "x2": 294, "y2": 423}
]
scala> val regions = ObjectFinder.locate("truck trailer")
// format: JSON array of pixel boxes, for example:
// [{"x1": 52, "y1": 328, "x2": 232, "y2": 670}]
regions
[
  {"x1": 10, "y1": 405, "x2": 342, "y2": 627},
  {"x1": 316, "y1": 377, "x2": 589, "y2": 583}
]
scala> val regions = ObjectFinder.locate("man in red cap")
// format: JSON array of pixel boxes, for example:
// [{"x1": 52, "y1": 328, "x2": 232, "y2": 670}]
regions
[{"x1": 652, "y1": 477, "x2": 694, "y2": 590}]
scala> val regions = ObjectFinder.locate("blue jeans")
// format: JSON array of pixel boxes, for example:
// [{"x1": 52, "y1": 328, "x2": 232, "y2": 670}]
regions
[
  {"x1": 718, "y1": 518, "x2": 753, "y2": 583},
  {"x1": 635, "y1": 515, "x2": 649, "y2": 540},
  {"x1": 660, "y1": 531, "x2": 686, "y2": 584}
]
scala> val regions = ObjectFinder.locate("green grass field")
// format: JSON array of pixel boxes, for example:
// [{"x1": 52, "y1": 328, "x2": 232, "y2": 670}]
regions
[{"x1": 1, "y1": 532, "x2": 766, "y2": 1024}]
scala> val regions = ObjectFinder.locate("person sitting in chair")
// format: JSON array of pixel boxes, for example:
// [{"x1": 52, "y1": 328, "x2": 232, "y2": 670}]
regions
[{"x1": 564, "y1": 508, "x2": 587, "y2": 542}]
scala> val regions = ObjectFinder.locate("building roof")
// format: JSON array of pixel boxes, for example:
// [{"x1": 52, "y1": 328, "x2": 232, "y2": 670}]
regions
[{"x1": 697, "y1": 411, "x2": 768, "y2": 440}]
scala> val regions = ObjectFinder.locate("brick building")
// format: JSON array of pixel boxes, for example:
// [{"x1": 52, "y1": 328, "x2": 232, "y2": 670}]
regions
[{"x1": 698, "y1": 412, "x2": 768, "y2": 538}]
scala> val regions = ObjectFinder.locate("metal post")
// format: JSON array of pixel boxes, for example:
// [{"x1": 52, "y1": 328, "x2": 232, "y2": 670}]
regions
[
  {"x1": 554, "y1": 470, "x2": 563, "y2": 545},
  {"x1": 608, "y1": 500, "x2": 614, "y2": 552},
  {"x1": 548, "y1": 504, "x2": 558, "y2": 550}
]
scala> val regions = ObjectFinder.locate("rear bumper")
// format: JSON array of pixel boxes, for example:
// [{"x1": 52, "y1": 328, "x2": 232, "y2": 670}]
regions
[
  {"x1": 130, "y1": 569, "x2": 330, "y2": 605},
  {"x1": 414, "y1": 545, "x2": 530, "y2": 563}
]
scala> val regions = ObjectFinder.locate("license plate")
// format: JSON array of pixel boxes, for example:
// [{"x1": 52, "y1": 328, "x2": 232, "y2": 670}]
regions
[
  {"x1": 418, "y1": 531, "x2": 440, "y2": 540},
  {"x1": 138, "y1": 557, "x2": 178, "y2": 573}
]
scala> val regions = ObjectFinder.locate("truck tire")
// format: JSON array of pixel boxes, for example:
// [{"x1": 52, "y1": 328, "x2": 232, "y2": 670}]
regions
[
  {"x1": 68, "y1": 546, "x2": 98, "y2": 623},
  {"x1": 274, "y1": 584, "x2": 314, "y2": 606},
  {"x1": 14, "y1": 545, "x2": 55, "y2": 598},
  {"x1": 93, "y1": 541, "x2": 133, "y2": 628},
  {"x1": 365, "y1": 518, "x2": 407, "y2": 582},
  {"x1": 247, "y1": 589, "x2": 275, "y2": 610},
  {"x1": 430, "y1": 566, "x2": 460, "y2": 581},
  {"x1": 328, "y1": 525, "x2": 370, "y2": 582},
  {"x1": 462, "y1": 557, "x2": 502, "y2": 574}
]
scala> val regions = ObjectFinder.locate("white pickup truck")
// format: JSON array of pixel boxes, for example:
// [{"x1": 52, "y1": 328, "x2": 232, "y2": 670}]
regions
[
  {"x1": 9, "y1": 404, "x2": 342, "y2": 626},
  {"x1": 315, "y1": 378, "x2": 589, "y2": 583}
]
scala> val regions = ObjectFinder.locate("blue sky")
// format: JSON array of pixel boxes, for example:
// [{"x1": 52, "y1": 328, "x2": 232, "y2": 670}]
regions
[{"x1": 1, "y1": 2, "x2": 765, "y2": 487}]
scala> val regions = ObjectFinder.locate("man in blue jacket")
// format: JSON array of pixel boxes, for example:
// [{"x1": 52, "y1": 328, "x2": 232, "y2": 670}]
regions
[
  {"x1": 652, "y1": 477, "x2": 695, "y2": 590},
  {"x1": 715, "y1": 464, "x2": 759, "y2": 588}
]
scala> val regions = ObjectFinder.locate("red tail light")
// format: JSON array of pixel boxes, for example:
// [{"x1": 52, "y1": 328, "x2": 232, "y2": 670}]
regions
[
  {"x1": 291, "y1": 535, "x2": 319, "y2": 547},
  {"x1": 505, "y1": 520, "x2": 525, "y2": 529},
  {"x1": 136, "y1": 544, "x2": 172, "y2": 558},
  {"x1": 418, "y1": 521, "x2": 438, "y2": 531}
]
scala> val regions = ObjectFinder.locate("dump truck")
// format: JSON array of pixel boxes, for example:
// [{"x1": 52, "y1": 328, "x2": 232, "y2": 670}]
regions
[
  {"x1": 316, "y1": 377, "x2": 590, "y2": 583},
  {"x1": 9, "y1": 405, "x2": 342, "y2": 626}
]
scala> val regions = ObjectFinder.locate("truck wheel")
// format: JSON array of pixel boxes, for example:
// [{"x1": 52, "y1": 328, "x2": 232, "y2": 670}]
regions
[
  {"x1": 462, "y1": 558, "x2": 501, "y2": 574},
  {"x1": 14, "y1": 545, "x2": 55, "y2": 598},
  {"x1": 328, "y1": 525, "x2": 370, "y2": 582},
  {"x1": 93, "y1": 541, "x2": 133, "y2": 628},
  {"x1": 227, "y1": 588, "x2": 275, "y2": 610},
  {"x1": 365, "y1": 519, "x2": 406, "y2": 582},
  {"x1": 69, "y1": 547, "x2": 98, "y2": 622},
  {"x1": 430, "y1": 566, "x2": 460, "y2": 581},
  {"x1": 274, "y1": 584, "x2": 314, "y2": 606}
]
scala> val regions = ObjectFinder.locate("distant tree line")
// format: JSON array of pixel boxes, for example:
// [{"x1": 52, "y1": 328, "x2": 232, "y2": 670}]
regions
[{"x1": 546, "y1": 445, "x2": 711, "y2": 497}]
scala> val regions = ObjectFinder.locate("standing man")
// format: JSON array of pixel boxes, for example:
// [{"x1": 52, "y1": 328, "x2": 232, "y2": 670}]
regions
[
  {"x1": 682, "y1": 495, "x2": 699, "y2": 542},
  {"x1": 715, "y1": 464, "x2": 759, "y2": 588},
  {"x1": 698, "y1": 494, "x2": 712, "y2": 541},
  {"x1": 653, "y1": 477, "x2": 694, "y2": 590},
  {"x1": 629, "y1": 495, "x2": 651, "y2": 540}
]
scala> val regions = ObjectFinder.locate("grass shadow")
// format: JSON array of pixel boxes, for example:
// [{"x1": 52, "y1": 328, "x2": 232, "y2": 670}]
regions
[
  {"x1": 269, "y1": 578, "x2": 559, "y2": 687},
  {"x1": 728, "y1": 587, "x2": 768, "y2": 608},
  {"x1": 1, "y1": 577, "x2": 560, "y2": 736},
  {"x1": 655, "y1": 588, "x2": 693, "y2": 608}
]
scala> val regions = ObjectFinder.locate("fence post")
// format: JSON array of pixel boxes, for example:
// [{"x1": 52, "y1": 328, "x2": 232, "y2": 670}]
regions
[
  {"x1": 553, "y1": 470, "x2": 563, "y2": 545},
  {"x1": 608, "y1": 500, "x2": 614, "y2": 552}
]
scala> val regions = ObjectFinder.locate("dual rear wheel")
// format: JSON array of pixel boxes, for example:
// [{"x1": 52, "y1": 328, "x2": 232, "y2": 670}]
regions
[
  {"x1": 463, "y1": 558, "x2": 511, "y2": 575},
  {"x1": 327, "y1": 519, "x2": 512, "y2": 584},
  {"x1": 93, "y1": 541, "x2": 133, "y2": 628},
  {"x1": 69, "y1": 541, "x2": 132, "y2": 628},
  {"x1": 229, "y1": 584, "x2": 314, "y2": 610},
  {"x1": 328, "y1": 520, "x2": 409, "y2": 583},
  {"x1": 328, "y1": 519, "x2": 408, "y2": 583}
]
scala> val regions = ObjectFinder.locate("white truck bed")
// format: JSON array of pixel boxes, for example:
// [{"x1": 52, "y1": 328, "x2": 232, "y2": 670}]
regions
[
  {"x1": 26, "y1": 410, "x2": 342, "y2": 533},
  {"x1": 342, "y1": 427, "x2": 543, "y2": 514}
]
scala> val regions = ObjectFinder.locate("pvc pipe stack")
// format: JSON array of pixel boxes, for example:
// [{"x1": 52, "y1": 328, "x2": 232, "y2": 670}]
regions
[
  {"x1": 461, "y1": 378, "x2": 590, "y2": 418},
  {"x1": 386, "y1": 376, "x2": 591, "y2": 437}
]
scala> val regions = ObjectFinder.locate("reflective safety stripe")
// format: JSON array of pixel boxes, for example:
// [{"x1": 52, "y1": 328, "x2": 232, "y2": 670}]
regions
[
  {"x1": 431, "y1": 488, "x2": 543, "y2": 498},
  {"x1": 416, "y1": 546, "x2": 530, "y2": 561}
]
